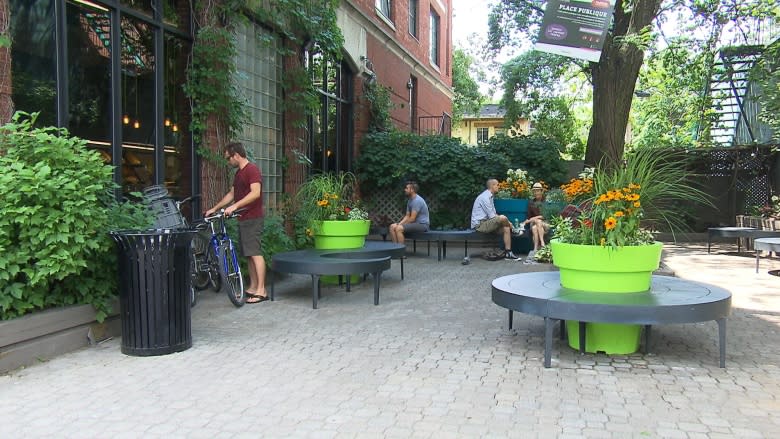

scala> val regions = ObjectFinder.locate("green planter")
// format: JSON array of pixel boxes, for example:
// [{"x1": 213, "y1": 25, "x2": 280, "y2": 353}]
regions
[
  {"x1": 550, "y1": 240, "x2": 663, "y2": 354},
  {"x1": 314, "y1": 220, "x2": 371, "y2": 285},
  {"x1": 314, "y1": 220, "x2": 371, "y2": 250},
  {"x1": 551, "y1": 241, "x2": 663, "y2": 293}
]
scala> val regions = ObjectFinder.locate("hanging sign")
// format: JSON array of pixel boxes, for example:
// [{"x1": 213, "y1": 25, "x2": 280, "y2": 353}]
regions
[{"x1": 534, "y1": 0, "x2": 616, "y2": 63}]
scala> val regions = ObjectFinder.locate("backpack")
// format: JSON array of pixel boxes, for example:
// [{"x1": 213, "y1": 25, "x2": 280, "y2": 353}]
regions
[{"x1": 482, "y1": 248, "x2": 505, "y2": 261}]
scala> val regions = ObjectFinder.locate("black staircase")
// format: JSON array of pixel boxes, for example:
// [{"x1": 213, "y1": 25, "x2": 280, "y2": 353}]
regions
[{"x1": 706, "y1": 45, "x2": 764, "y2": 146}]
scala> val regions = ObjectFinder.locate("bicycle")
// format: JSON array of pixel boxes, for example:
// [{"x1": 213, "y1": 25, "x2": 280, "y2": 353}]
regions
[{"x1": 191, "y1": 209, "x2": 245, "y2": 307}]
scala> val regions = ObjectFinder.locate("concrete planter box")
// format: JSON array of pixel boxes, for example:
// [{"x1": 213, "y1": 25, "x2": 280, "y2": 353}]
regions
[{"x1": 0, "y1": 300, "x2": 120, "y2": 374}]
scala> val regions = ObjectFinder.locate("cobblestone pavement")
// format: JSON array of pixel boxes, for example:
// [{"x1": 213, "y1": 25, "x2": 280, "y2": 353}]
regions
[{"x1": 1, "y1": 241, "x2": 779, "y2": 438}]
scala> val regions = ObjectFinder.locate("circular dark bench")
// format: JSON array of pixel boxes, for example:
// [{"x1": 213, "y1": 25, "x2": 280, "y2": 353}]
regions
[
  {"x1": 492, "y1": 272, "x2": 732, "y2": 368},
  {"x1": 270, "y1": 242, "x2": 404, "y2": 309}
]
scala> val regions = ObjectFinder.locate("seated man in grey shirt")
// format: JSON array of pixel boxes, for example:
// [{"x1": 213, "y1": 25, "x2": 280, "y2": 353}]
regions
[
  {"x1": 471, "y1": 178, "x2": 519, "y2": 260},
  {"x1": 389, "y1": 181, "x2": 430, "y2": 246}
]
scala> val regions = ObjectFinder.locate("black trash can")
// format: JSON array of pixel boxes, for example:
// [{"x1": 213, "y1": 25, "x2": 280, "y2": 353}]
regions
[{"x1": 110, "y1": 229, "x2": 195, "y2": 356}]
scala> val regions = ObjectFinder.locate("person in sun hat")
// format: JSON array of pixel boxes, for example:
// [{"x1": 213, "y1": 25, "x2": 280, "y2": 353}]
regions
[{"x1": 520, "y1": 182, "x2": 550, "y2": 264}]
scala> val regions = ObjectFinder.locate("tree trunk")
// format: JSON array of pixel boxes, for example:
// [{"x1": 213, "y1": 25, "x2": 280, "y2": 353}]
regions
[
  {"x1": 584, "y1": 0, "x2": 663, "y2": 168},
  {"x1": 0, "y1": 0, "x2": 13, "y2": 125}
]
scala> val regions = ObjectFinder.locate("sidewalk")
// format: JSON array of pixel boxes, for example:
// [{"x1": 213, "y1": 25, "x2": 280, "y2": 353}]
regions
[{"x1": 0, "y1": 240, "x2": 778, "y2": 438}]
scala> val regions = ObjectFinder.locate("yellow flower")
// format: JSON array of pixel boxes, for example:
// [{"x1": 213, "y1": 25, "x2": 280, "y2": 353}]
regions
[
  {"x1": 633, "y1": 201, "x2": 641, "y2": 208},
  {"x1": 604, "y1": 217, "x2": 617, "y2": 230},
  {"x1": 614, "y1": 211, "x2": 624, "y2": 217},
  {"x1": 600, "y1": 237, "x2": 606, "y2": 246},
  {"x1": 317, "y1": 199, "x2": 329, "y2": 207}
]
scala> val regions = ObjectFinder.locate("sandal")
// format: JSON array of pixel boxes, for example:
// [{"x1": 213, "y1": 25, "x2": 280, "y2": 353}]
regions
[{"x1": 245, "y1": 291, "x2": 269, "y2": 303}]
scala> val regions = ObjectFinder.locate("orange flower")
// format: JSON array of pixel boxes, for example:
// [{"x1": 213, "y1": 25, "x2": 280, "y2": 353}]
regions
[
  {"x1": 604, "y1": 217, "x2": 617, "y2": 230},
  {"x1": 614, "y1": 211, "x2": 624, "y2": 217}
]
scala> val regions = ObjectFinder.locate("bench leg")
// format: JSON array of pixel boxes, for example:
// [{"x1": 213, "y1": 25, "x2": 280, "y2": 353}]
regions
[
  {"x1": 412, "y1": 240, "x2": 417, "y2": 254},
  {"x1": 400, "y1": 258, "x2": 404, "y2": 280},
  {"x1": 464, "y1": 241, "x2": 469, "y2": 259},
  {"x1": 579, "y1": 321, "x2": 586, "y2": 354},
  {"x1": 544, "y1": 317, "x2": 554, "y2": 368},
  {"x1": 560, "y1": 320, "x2": 566, "y2": 340},
  {"x1": 346, "y1": 275, "x2": 351, "y2": 292},
  {"x1": 311, "y1": 275, "x2": 321, "y2": 309},
  {"x1": 437, "y1": 240, "x2": 442, "y2": 261},
  {"x1": 426, "y1": 240, "x2": 430, "y2": 257},
  {"x1": 269, "y1": 270, "x2": 275, "y2": 301},
  {"x1": 718, "y1": 318, "x2": 727, "y2": 368},
  {"x1": 508, "y1": 310, "x2": 513, "y2": 330},
  {"x1": 643, "y1": 325, "x2": 651, "y2": 354},
  {"x1": 707, "y1": 233, "x2": 712, "y2": 254},
  {"x1": 373, "y1": 271, "x2": 382, "y2": 305},
  {"x1": 756, "y1": 250, "x2": 760, "y2": 273}
]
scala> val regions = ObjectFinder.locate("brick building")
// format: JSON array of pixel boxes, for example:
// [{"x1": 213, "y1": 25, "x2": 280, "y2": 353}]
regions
[{"x1": 0, "y1": 0, "x2": 453, "y2": 214}]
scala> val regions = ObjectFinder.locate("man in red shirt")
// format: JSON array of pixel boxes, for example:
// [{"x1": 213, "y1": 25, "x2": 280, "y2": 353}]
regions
[{"x1": 205, "y1": 142, "x2": 267, "y2": 303}]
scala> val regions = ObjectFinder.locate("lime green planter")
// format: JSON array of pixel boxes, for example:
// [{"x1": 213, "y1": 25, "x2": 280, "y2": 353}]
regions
[
  {"x1": 314, "y1": 220, "x2": 370, "y2": 285},
  {"x1": 564, "y1": 321, "x2": 643, "y2": 354},
  {"x1": 314, "y1": 220, "x2": 371, "y2": 250},
  {"x1": 551, "y1": 241, "x2": 663, "y2": 293},
  {"x1": 551, "y1": 240, "x2": 663, "y2": 354}
]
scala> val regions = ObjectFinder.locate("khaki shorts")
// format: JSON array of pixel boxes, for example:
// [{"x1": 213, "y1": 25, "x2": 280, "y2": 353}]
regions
[
  {"x1": 476, "y1": 216, "x2": 503, "y2": 233},
  {"x1": 237, "y1": 217, "x2": 264, "y2": 257}
]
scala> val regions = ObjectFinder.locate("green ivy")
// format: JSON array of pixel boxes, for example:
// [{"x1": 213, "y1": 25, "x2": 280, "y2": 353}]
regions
[{"x1": 0, "y1": 112, "x2": 152, "y2": 321}]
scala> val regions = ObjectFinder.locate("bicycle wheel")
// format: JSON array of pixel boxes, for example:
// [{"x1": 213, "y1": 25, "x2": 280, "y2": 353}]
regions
[
  {"x1": 191, "y1": 233, "x2": 211, "y2": 291},
  {"x1": 206, "y1": 247, "x2": 222, "y2": 293},
  {"x1": 219, "y1": 241, "x2": 245, "y2": 307}
]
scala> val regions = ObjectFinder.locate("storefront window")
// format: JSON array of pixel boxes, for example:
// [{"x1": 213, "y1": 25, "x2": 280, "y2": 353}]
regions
[
  {"x1": 66, "y1": 0, "x2": 112, "y2": 149},
  {"x1": 10, "y1": 0, "x2": 57, "y2": 127},
  {"x1": 306, "y1": 48, "x2": 354, "y2": 174}
]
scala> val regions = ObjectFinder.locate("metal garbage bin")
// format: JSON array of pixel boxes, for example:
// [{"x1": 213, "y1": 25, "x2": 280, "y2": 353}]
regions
[{"x1": 110, "y1": 229, "x2": 195, "y2": 356}]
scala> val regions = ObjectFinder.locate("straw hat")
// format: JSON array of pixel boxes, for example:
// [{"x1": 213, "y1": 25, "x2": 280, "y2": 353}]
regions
[{"x1": 532, "y1": 182, "x2": 544, "y2": 190}]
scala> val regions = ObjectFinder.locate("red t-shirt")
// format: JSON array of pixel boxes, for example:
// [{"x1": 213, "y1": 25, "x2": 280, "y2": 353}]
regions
[{"x1": 233, "y1": 162, "x2": 263, "y2": 220}]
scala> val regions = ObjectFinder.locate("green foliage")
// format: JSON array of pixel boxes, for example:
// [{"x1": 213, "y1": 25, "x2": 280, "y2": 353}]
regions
[
  {"x1": 184, "y1": 23, "x2": 249, "y2": 146},
  {"x1": 632, "y1": 40, "x2": 717, "y2": 149},
  {"x1": 483, "y1": 134, "x2": 568, "y2": 186},
  {"x1": 364, "y1": 83, "x2": 393, "y2": 133},
  {"x1": 260, "y1": 212, "x2": 295, "y2": 263},
  {"x1": 451, "y1": 49, "x2": 484, "y2": 123},
  {"x1": 357, "y1": 131, "x2": 573, "y2": 229},
  {"x1": 498, "y1": 51, "x2": 586, "y2": 155},
  {"x1": 0, "y1": 112, "x2": 152, "y2": 321},
  {"x1": 292, "y1": 172, "x2": 365, "y2": 247},
  {"x1": 552, "y1": 148, "x2": 713, "y2": 248},
  {"x1": 753, "y1": 40, "x2": 780, "y2": 140}
]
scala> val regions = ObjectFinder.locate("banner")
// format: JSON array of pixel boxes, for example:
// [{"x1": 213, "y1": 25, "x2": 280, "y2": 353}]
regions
[{"x1": 534, "y1": 0, "x2": 616, "y2": 63}]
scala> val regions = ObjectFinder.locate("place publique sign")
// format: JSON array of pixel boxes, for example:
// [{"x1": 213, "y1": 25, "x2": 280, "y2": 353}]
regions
[{"x1": 534, "y1": 0, "x2": 616, "y2": 62}]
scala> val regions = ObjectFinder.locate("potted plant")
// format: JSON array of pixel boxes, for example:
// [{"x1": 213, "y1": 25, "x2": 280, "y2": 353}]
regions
[
  {"x1": 293, "y1": 172, "x2": 370, "y2": 250},
  {"x1": 549, "y1": 150, "x2": 711, "y2": 354},
  {"x1": 494, "y1": 168, "x2": 533, "y2": 226}
]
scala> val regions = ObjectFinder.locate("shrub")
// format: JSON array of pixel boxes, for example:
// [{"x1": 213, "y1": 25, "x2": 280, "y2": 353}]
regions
[
  {"x1": 0, "y1": 112, "x2": 151, "y2": 321},
  {"x1": 356, "y1": 131, "x2": 506, "y2": 228},
  {"x1": 483, "y1": 134, "x2": 568, "y2": 186}
]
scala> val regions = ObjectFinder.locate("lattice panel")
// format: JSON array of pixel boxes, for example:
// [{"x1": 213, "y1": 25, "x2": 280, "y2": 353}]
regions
[{"x1": 367, "y1": 191, "x2": 443, "y2": 224}]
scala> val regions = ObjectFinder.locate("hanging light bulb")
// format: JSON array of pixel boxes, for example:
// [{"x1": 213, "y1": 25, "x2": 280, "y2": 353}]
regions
[
  {"x1": 164, "y1": 118, "x2": 171, "y2": 127},
  {"x1": 133, "y1": 120, "x2": 140, "y2": 129},
  {"x1": 172, "y1": 123, "x2": 178, "y2": 132},
  {"x1": 123, "y1": 114, "x2": 130, "y2": 124}
]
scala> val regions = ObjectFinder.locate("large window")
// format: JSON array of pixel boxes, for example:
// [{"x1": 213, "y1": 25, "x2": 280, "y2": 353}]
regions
[
  {"x1": 306, "y1": 48, "x2": 354, "y2": 174},
  {"x1": 376, "y1": 0, "x2": 391, "y2": 21},
  {"x1": 408, "y1": 0, "x2": 418, "y2": 38},
  {"x1": 10, "y1": 0, "x2": 57, "y2": 127},
  {"x1": 11, "y1": 0, "x2": 195, "y2": 201},
  {"x1": 234, "y1": 22, "x2": 284, "y2": 210},
  {"x1": 429, "y1": 9, "x2": 440, "y2": 67}
]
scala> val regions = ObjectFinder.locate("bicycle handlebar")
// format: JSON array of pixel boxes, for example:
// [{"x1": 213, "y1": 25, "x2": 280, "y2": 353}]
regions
[{"x1": 202, "y1": 208, "x2": 246, "y2": 222}]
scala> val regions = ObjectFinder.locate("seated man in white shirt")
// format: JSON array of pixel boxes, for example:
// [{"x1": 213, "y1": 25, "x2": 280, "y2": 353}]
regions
[{"x1": 470, "y1": 178, "x2": 521, "y2": 260}]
